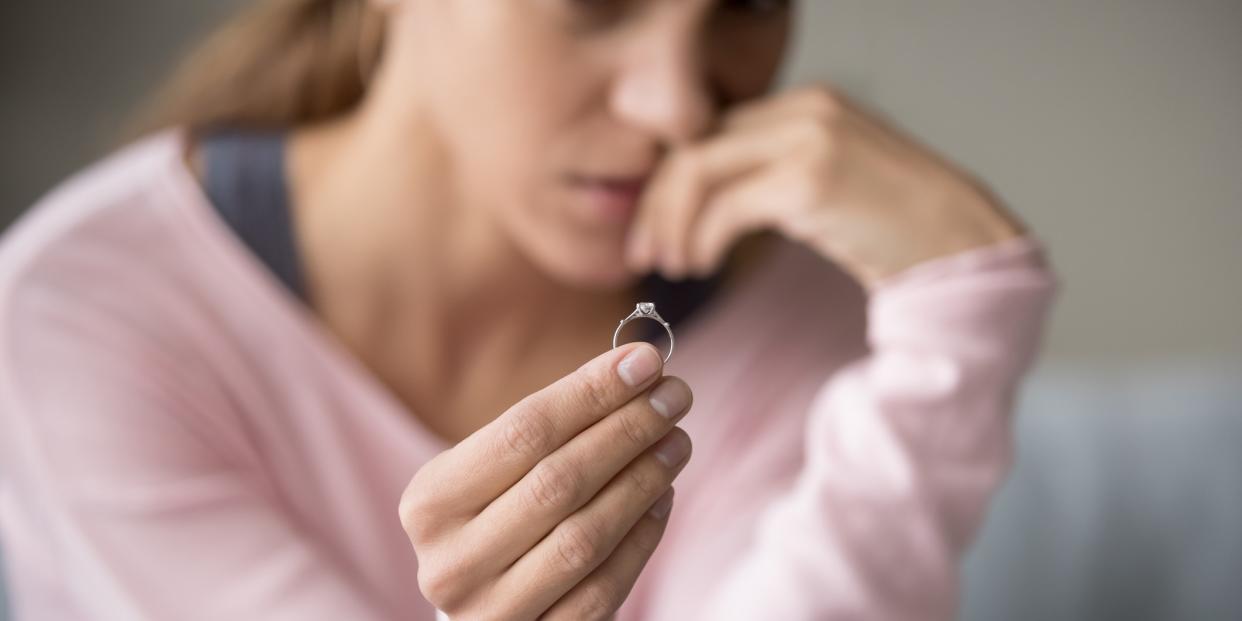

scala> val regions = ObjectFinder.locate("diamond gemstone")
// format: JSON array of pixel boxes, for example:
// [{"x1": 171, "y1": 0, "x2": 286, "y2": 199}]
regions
[{"x1": 637, "y1": 302, "x2": 655, "y2": 315}]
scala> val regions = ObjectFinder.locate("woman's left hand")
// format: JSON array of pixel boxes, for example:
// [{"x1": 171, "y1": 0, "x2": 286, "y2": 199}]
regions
[{"x1": 624, "y1": 83, "x2": 1028, "y2": 288}]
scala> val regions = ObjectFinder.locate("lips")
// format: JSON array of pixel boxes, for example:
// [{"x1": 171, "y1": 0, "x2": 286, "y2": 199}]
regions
[{"x1": 567, "y1": 172, "x2": 652, "y2": 224}]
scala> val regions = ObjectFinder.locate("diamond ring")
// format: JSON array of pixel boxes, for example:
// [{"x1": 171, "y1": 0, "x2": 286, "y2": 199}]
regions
[{"x1": 612, "y1": 302, "x2": 674, "y2": 364}]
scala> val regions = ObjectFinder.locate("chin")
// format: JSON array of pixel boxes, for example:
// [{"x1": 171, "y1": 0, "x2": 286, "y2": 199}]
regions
[
  {"x1": 511, "y1": 208, "x2": 639, "y2": 291},
  {"x1": 531, "y1": 246, "x2": 639, "y2": 292},
  {"x1": 556, "y1": 258, "x2": 640, "y2": 291}
]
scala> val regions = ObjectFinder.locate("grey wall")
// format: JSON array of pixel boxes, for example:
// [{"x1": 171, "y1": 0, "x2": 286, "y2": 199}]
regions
[
  {"x1": 781, "y1": 0, "x2": 1242, "y2": 363},
  {"x1": 3, "y1": 0, "x2": 1240, "y2": 364},
  {"x1": 0, "y1": 0, "x2": 242, "y2": 223}
]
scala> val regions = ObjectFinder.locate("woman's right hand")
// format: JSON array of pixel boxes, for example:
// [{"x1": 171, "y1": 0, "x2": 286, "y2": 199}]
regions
[{"x1": 399, "y1": 342, "x2": 694, "y2": 620}]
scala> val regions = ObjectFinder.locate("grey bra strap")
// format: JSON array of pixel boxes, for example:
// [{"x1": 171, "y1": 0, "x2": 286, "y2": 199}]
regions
[
  {"x1": 199, "y1": 128, "x2": 308, "y2": 302},
  {"x1": 195, "y1": 128, "x2": 722, "y2": 343}
]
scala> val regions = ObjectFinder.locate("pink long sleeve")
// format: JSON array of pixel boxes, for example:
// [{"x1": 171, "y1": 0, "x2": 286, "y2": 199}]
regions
[
  {"x1": 0, "y1": 259, "x2": 394, "y2": 620},
  {"x1": 0, "y1": 130, "x2": 1057, "y2": 620},
  {"x1": 625, "y1": 235, "x2": 1057, "y2": 620}
]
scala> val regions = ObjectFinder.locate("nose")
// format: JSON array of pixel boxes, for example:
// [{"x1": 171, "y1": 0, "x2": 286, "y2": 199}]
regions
[{"x1": 610, "y1": 22, "x2": 716, "y2": 146}]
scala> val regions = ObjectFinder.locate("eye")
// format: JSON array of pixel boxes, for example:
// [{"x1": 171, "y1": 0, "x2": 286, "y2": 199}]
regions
[{"x1": 720, "y1": 0, "x2": 790, "y2": 16}]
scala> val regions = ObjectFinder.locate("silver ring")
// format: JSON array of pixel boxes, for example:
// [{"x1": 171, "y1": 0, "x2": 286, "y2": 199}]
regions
[{"x1": 612, "y1": 302, "x2": 674, "y2": 364}]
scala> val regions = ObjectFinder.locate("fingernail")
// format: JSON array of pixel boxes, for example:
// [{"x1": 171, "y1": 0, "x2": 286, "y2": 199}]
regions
[
  {"x1": 618, "y1": 345, "x2": 661, "y2": 387},
  {"x1": 647, "y1": 487, "x2": 675, "y2": 519},
  {"x1": 648, "y1": 379, "x2": 690, "y2": 419},
  {"x1": 653, "y1": 432, "x2": 690, "y2": 467}
]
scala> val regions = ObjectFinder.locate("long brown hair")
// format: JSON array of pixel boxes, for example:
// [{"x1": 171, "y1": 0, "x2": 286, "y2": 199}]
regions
[{"x1": 125, "y1": 0, "x2": 383, "y2": 140}]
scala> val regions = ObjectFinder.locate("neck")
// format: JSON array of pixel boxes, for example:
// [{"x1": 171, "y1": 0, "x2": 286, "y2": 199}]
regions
[{"x1": 285, "y1": 100, "x2": 635, "y2": 405}]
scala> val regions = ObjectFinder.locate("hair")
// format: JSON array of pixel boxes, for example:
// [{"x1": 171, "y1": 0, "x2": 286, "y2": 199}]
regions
[
  {"x1": 126, "y1": 0, "x2": 783, "y2": 275},
  {"x1": 124, "y1": 0, "x2": 384, "y2": 140}
]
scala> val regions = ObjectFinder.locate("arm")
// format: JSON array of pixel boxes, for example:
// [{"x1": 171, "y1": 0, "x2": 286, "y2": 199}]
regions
[
  {"x1": 0, "y1": 292, "x2": 391, "y2": 620},
  {"x1": 697, "y1": 236, "x2": 1057, "y2": 619},
  {"x1": 618, "y1": 80, "x2": 1059, "y2": 618}
]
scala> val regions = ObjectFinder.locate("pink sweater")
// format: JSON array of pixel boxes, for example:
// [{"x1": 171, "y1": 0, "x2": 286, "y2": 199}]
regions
[{"x1": 0, "y1": 128, "x2": 1056, "y2": 620}]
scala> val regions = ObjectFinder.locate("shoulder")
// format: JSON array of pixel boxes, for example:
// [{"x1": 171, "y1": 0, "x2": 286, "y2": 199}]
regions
[
  {"x1": 0, "y1": 130, "x2": 252, "y2": 472},
  {"x1": 0, "y1": 127, "x2": 191, "y2": 285},
  {"x1": 0, "y1": 127, "x2": 204, "y2": 319},
  {"x1": 0, "y1": 127, "x2": 220, "y2": 398}
]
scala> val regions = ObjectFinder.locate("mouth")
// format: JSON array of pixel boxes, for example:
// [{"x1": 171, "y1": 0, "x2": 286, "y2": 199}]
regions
[{"x1": 565, "y1": 172, "x2": 652, "y2": 224}]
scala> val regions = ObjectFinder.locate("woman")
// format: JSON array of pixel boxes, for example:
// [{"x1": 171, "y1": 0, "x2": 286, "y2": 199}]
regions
[{"x1": 0, "y1": 0, "x2": 1056, "y2": 619}]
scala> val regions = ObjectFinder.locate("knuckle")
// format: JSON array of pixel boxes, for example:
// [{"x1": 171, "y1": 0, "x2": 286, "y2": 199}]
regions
[
  {"x1": 803, "y1": 82, "x2": 841, "y2": 108},
  {"x1": 526, "y1": 458, "x2": 582, "y2": 511},
  {"x1": 416, "y1": 564, "x2": 447, "y2": 607},
  {"x1": 803, "y1": 114, "x2": 838, "y2": 144},
  {"x1": 812, "y1": 94, "x2": 843, "y2": 122},
  {"x1": 574, "y1": 364, "x2": 616, "y2": 415},
  {"x1": 804, "y1": 120, "x2": 839, "y2": 160},
  {"x1": 555, "y1": 518, "x2": 606, "y2": 573},
  {"x1": 398, "y1": 477, "x2": 436, "y2": 542},
  {"x1": 503, "y1": 408, "x2": 556, "y2": 459},
  {"x1": 615, "y1": 410, "x2": 651, "y2": 448},
  {"x1": 397, "y1": 496, "x2": 427, "y2": 541},
  {"x1": 625, "y1": 464, "x2": 665, "y2": 499},
  {"x1": 417, "y1": 558, "x2": 467, "y2": 611}
]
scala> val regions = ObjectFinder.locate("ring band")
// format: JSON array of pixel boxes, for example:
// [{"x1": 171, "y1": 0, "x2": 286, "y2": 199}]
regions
[{"x1": 612, "y1": 302, "x2": 674, "y2": 364}]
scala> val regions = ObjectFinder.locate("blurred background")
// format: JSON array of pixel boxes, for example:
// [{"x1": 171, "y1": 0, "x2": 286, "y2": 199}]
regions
[{"x1": 2, "y1": 1, "x2": 1239, "y2": 619}]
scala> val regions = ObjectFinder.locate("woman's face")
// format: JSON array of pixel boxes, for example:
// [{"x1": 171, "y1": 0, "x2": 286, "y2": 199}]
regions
[{"x1": 384, "y1": 0, "x2": 793, "y2": 289}]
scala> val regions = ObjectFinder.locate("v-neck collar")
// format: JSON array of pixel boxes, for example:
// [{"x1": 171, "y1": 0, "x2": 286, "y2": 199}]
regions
[{"x1": 159, "y1": 126, "x2": 450, "y2": 456}]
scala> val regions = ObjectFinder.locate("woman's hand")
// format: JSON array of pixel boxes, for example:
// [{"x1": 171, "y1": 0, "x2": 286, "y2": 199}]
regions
[
  {"x1": 399, "y1": 342, "x2": 693, "y2": 620},
  {"x1": 625, "y1": 83, "x2": 1028, "y2": 288}
]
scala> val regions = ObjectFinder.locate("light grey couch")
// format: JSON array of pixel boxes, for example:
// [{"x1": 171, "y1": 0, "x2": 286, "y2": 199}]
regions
[{"x1": 963, "y1": 362, "x2": 1242, "y2": 620}]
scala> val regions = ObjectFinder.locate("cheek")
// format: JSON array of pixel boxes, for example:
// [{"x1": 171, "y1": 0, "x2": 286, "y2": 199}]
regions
[
  {"x1": 452, "y1": 85, "x2": 575, "y2": 255},
  {"x1": 424, "y1": 26, "x2": 585, "y2": 195},
  {"x1": 437, "y1": 74, "x2": 631, "y2": 286},
  {"x1": 400, "y1": 6, "x2": 629, "y2": 285}
]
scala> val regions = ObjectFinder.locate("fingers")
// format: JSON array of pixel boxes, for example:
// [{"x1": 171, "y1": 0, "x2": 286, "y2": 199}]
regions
[
  {"x1": 688, "y1": 164, "x2": 810, "y2": 277},
  {"x1": 626, "y1": 129, "x2": 769, "y2": 276},
  {"x1": 540, "y1": 489, "x2": 675, "y2": 621},
  {"x1": 721, "y1": 83, "x2": 851, "y2": 133},
  {"x1": 624, "y1": 83, "x2": 866, "y2": 282},
  {"x1": 463, "y1": 376, "x2": 692, "y2": 575},
  {"x1": 402, "y1": 342, "x2": 664, "y2": 520},
  {"x1": 625, "y1": 153, "x2": 708, "y2": 278},
  {"x1": 625, "y1": 120, "x2": 815, "y2": 280},
  {"x1": 488, "y1": 429, "x2": 692, "y2": 619}
]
